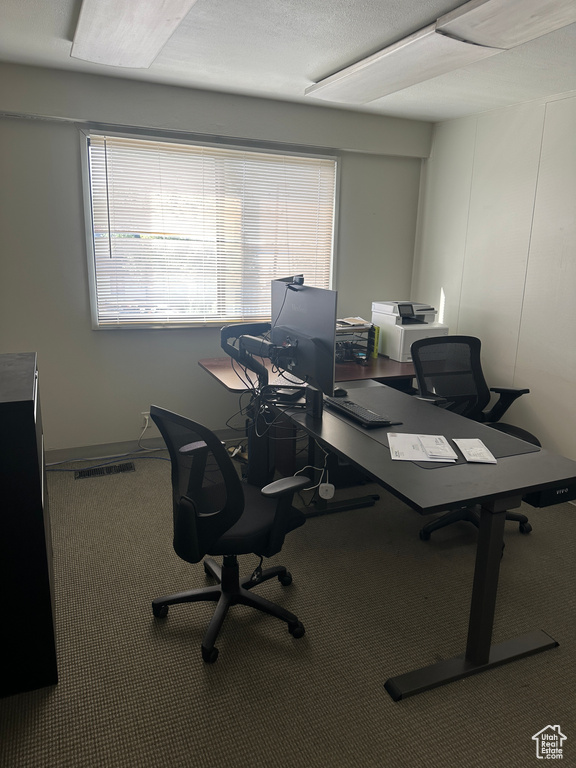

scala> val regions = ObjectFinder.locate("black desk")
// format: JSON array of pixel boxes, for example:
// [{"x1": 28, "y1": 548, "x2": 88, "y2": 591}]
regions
[{"x1": 286, "y1": 384, "x2": 576, "y2": 700}]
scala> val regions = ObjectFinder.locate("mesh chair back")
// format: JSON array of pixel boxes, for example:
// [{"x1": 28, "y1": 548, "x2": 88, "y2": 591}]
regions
[
  {"x1": 150, "y1": 406, "x2": 244, "y2": 563},
  {"x1": 411, "y1": 336, "x2": 491, "y2": 420}
]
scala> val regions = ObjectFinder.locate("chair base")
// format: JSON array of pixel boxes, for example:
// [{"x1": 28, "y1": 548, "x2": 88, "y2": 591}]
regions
[
  {"x1": 419, "y1": 505, "x2": 532, "y2": 541},
  {"x1": 152, "y1": 555, "x2": 305, "y2": 662}
]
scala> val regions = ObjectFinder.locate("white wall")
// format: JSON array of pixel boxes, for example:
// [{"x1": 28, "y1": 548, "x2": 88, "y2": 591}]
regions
[
  {"x1": 0, "y1": 64, "x2": 428, "y2": 455},
  {"x1": 412, "y1": 92, "x2": 576, "y2": 459},
  {"x1": 336, "y1": 152, "x2": 422, "y2": 319}
]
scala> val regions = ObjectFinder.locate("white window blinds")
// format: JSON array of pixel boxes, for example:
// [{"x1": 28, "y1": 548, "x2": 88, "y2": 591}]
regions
[{"x1": 86, "y1": 134, "x2": 336, "y2": 328}]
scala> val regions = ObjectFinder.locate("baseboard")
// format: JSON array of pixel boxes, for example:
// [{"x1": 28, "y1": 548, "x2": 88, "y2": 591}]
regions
[
  {"x1": 45, "y1": 429, "x2": 241, "y2": 465},
  {"x1": 45, "y1": 438, "x2": 164, "y2": 465}
]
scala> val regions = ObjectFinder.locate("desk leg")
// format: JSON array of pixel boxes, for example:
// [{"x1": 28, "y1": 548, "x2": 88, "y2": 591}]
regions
[
  {"x1": 465, "y1": 505, "x2": 506, "y2": 665},
  {"x1": 384, "y1": 501, "x2": 558, "y2": 701}
]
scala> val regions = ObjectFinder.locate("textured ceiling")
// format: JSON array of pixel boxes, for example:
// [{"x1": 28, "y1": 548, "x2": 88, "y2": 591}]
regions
[{"x1": 0, "y1": 0, "x2": 575, "y2": 122}]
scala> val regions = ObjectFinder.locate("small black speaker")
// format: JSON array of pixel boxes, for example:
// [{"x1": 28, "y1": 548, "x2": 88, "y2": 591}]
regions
[{"x1": 305, "y1": 387, "x2": 324, "y2": 419}]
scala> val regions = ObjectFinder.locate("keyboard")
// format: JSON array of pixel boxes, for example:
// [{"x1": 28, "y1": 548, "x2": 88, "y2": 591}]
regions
[{"x1": 324, "y1": 396, "x2": 399, "y2": 428}]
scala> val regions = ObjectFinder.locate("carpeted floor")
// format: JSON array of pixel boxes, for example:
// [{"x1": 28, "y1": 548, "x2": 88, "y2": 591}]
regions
[{"x1": 1, "y1": 451, "x2": 575, "y2": 768}]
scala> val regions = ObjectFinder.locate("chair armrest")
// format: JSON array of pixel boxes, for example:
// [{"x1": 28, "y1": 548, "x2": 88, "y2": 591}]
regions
[
  {"x1": 261, "y1": 475, "x2": 311, "y2": 498},
  {"x1": 262, "y1": 475, "x2": 311, "y2": 557},
  {"x1": 179, "y1": 440, "x2": 207, "y2": 454},
  {"x1": 485, "y1": 387, "x2": 529, "y2": 423},
  {"x1": 490, "y1": 387, "x2": 530, "y2": 395}
]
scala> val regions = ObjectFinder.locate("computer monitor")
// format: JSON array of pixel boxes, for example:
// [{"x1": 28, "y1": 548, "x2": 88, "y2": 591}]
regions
[{"x1": 270, "y1": 277, "x2": 338, "y2": 405}]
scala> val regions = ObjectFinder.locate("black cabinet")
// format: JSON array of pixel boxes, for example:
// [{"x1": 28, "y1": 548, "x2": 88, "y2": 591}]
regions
[{"x1": 0, "y1": 353, "x2": 58, "y2": 697}]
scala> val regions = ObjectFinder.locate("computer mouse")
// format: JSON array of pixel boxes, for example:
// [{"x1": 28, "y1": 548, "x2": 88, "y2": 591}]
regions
[{"x1": 333, "y1": 387, "x2": 348, "y2": 398}]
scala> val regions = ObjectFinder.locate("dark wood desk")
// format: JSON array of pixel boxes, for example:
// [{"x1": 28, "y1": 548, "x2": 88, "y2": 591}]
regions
[
  {"x1": 286, "y1": 384, "x2": 576, "y2": 700},
  {"x1": 198, "y1": 355, "x2": 415, "y2": 392}
]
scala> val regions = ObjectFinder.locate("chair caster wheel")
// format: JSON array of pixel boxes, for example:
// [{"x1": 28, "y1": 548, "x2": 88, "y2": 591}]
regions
[
  {"x1": 153, "y1": 603, "x2": 168, "y2": 618},
  {"x1": 519, "y1": 522, "x2": 532, "y2": 534},
  {"x1": 419, "y1": 529, "x2": 431, "y2": 541},
  {"x1": 288, "y1": 621, "x2": 305, "y2": 639},
  {"x1": 202, "y1": 645, "x2": 219, "y2": 663},
  {"x1": 278, "y1": 571, "x2": 293, "y2": 586}
]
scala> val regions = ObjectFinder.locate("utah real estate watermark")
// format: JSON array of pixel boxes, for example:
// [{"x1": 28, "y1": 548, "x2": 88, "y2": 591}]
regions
[{"x1": 532, "y1": 725, "x2": 567, "y2": 760}]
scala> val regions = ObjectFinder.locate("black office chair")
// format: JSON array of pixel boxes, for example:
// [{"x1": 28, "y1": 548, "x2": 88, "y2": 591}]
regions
[
  {"x1": 410, "y1": 336, "x2": 540, "y2": 541},
  {"x1": 150, "y1": 405, "x2": 310, "y2": 663}
]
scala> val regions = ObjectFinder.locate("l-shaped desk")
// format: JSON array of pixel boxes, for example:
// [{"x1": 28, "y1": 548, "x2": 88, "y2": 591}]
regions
[{"x1": 199, "y1": 357, "x2": 576, "y2": 700}]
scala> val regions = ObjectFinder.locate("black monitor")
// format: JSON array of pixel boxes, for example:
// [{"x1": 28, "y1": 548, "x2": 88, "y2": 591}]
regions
[{"x1": 270, "y1": 277, "x2": 337, "y2": 409}]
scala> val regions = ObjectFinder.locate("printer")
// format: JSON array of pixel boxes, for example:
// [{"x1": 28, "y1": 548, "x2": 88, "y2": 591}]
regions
[{"x1": 371, "y1": 301, "x2": 449, "y2": 362}]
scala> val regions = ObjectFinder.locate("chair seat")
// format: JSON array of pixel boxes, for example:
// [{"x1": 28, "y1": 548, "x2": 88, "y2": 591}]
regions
[{"x1": 212, "y1": 483, "x2": 305, "y2": 556}]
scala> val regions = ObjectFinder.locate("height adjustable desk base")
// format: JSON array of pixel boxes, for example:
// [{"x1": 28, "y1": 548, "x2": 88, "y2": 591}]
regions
[
  {"x1": 385, "y1": 500, "x2": 559, "y2": 701},
  {"x1": 384, "y1": 629, "x2": 558, "y2": 701}
]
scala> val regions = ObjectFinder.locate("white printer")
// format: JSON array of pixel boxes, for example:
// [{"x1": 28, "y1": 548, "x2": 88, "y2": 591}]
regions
[{"x1": 371, "y1": 301, "x2": 449, "y2": 362}]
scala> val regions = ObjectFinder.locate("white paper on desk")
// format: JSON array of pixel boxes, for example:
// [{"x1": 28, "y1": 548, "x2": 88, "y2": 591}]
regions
[
  {"x1": 417, "y1": 435, "x2": 458, "y2": 461},
  {"x1": 389, "y1": 433, "x2": 455, "y2": 462},
  {"x1": 338, "y1": 316, "x2": 371, "y2": 327},
  {"x1": 453, "y1": 438, "x2": 497, "y2": 464}
]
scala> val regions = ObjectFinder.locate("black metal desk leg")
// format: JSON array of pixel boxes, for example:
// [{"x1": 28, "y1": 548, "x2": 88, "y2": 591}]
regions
[
  {"x1": 384, "y1": 499, "x2": 558, "y2": 701},
  {"x1": 465, "y1": 505, "x2": 506, "y2": 665}
]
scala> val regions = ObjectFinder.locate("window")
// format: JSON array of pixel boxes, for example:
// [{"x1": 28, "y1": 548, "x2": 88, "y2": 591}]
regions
[{"x1": 84, "y1": 133, "x2": 337, "y2": 328}]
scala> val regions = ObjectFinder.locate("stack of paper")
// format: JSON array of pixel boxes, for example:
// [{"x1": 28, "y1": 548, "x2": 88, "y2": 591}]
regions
[
  {"x1": 418, "y1": 435, "x2": 458, "y2": 461},
  {"x1": 453, "y1": 438, "x2": 497, "y2": 463},
  {"x1": 388, "y1": 434, "x2": 498, "y2": 464},
  {"x1": 388, "y1": 434, "x2": 458, "y2": 462},
  {"x1": 337, "y1": 316, "x2": 371, "y2": 327}
]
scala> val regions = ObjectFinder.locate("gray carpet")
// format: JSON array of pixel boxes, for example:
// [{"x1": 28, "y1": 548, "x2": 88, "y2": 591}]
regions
[{"x1": 1, "y1": 452, "x2": 575, "y2": 768}]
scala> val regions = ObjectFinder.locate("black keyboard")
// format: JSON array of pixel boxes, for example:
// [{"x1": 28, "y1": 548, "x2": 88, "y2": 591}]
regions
[{"x1": 324, "y1": 397, "x2": 399, "y2": 428}]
